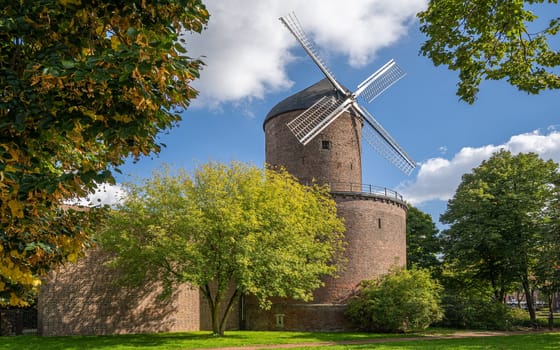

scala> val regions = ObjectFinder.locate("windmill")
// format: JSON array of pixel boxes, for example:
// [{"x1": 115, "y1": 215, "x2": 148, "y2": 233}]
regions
[{"x1": 279, "y1": 12, "x2": 416, "y2": 175}]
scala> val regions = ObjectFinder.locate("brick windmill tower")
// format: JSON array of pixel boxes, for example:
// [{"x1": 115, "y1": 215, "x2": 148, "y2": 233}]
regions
[{"x1": 244, "y1": 13, "x2": 416, "y2": 331}]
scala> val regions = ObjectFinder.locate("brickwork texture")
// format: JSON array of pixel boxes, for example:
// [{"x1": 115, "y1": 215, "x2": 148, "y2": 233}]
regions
[
  {"x1": 265, "y1": 111, "x2": 362, "y2": 186},
  {"x1": 38, "y1": 249, "x2": 201, "y2": 336}
]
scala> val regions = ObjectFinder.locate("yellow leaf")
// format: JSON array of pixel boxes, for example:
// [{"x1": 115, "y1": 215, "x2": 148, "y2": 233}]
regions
[
  {"x1": 59, "y1": 0, "x2": 82, "y2": 7},
  {"x1": 113, "y1": 114, "x2": 133, "y2": 123},
  {"x1": 95, "y1": 23, "x2": 105, "y2": 36},
  {"x1": 9, "y1": 293, "x2": 28, "y2": 307},
  {"x1": 111, "y1": 35, "x2": 121, "y2": 50},
  {"x1": 8, "y1": 200, "x2": 24, "y2": 218},
  {"x1": 136, "y1": 33, "x2": 149, "y2": 47},
  {"x1": 81, "y1": 47, "x2": 93, "y2": 56},
  {"x1": 67, "y1": 253, "x2": 78, "y2": 263}
]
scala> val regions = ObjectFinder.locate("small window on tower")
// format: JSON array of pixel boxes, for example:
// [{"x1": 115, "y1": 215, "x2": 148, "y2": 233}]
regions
[{"x1": 322, "y1": 140, "x2": 331, "y2": 150}]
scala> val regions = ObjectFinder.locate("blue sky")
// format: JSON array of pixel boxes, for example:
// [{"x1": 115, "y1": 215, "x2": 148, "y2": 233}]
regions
[{"x1": 94, "y1": 0, "x2": 560, "y2": 226}]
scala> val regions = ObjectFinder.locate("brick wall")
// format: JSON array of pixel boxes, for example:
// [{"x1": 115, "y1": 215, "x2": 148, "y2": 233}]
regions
[
  {"x1": 264, "y1": 110, "x2": 362, "y2": 186},
  {"x1": 317, "y1": 193, "x2": 407, "y2": 303},
  {"x1": 244, "y1": 298, "x2": 351, "y2": 331},
  {"x1": 38, "y1": 248, "x2": 201, "y2": 336}
]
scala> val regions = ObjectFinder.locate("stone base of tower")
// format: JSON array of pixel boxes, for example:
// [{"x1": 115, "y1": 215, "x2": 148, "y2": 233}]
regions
[
  {"x1": 242, "y1": 189, "x2": 407, "y2": 332},
  {"x1": 330, "y1": 190, "x2": 408, "y2": 288},
  {"x1": 243, "y1": 298, "x2": 353, "y2": 331}
]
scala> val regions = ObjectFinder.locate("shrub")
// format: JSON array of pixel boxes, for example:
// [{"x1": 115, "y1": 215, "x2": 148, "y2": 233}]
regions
[
  {"x1": 346, "y1": 267, "x2": 443, "y2": 333},
  {"x1": 438, "y1": 289, "x2": 514, "y2": 330}
]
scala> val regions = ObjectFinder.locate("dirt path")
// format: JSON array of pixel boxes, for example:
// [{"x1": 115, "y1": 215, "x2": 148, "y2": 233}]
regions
[{"x1": 202, "y1": 329, "x2": 557, "y2": 350}]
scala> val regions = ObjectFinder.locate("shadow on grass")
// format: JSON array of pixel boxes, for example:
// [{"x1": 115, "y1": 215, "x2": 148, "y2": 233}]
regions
[
  {"x1": 0, "y1": 331, "x2": 407, "y2": 350},
  {"x1": 2, "y1": 330, "x2": 559, "y2": 350},
  {"x1": 0, "y1": 332, "x2": 218, "y2": 350}
]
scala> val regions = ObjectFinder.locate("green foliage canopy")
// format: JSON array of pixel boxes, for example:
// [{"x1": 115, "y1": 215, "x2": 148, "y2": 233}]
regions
[
  {"x1": 438, "y1": 276, "x2": 516, "y2": 330},
  {"x1": 440, "y1": 150, "x2": 559, "y2": 321},
  {"x1": 406, "y1": 206, "x2": 441, "y2": 272},
  {"x1": 419, "y1": 0, "x2": 560, "y2": 103},
  {"x1": 0, "y1": 0, "x2": 208, "y2": 305},
  {"x1": 534, "y1": 185, "x2": 560, "y2": 327},
  {"x1": 100, "y1": 163, "x2": 346, "y2": 336}
]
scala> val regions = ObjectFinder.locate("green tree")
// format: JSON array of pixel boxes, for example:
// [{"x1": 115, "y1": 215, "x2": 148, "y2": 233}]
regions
[
  {"x1": 406, "y1": 205, "x2": 441, "y2": 272},
  {"x1": 438, "y1": 270, "x2": 516, "y2": 330},
  {"x1": 440, "y1": 150, "x2": 559, "y2": 322},
  {"x1": 535, "y1": 191, "x2": 560, "y2": 328},
  {"x1": 418, "y1": 0, "x2": 560, "y2": 104},
  {"x1": 100, "y1": 163, "x2": 346, "y2": 336},
  {"x1": 0, "y1": 1, "x2": 208, "y2": 305},
  {"x1": 347, "y1": 267, "x2": 443, "y2": 333}
]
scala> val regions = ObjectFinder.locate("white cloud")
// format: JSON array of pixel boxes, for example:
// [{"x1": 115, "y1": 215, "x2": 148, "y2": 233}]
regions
[
  {"x1": 399, "y1": 129, "x2": 560, "y2": 205},
  {"x1": 73, "y1": 183, "x2": 127, "y2": 207},
  {"x1": 184, "y1": 0, "x2": 427, "y2": 108}
]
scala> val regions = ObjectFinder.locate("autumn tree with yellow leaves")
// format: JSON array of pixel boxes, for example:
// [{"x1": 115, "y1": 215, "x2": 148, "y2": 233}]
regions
[{"x1": 0, "y1": 0, "x2": 209, "y2": 306}]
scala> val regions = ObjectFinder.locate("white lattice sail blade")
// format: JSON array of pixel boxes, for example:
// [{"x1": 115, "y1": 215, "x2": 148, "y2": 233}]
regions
[
  {"x1": 287, "y1": 96, "x2": 349, "y2": 145},
  {"x1": 356, "y1": 59, "x2": 406, "y2": 103},
  {"x1": 362, "y1": 125, "x2": 415, "y2": 175},
  {"x1": 354, "y1": 104, "x2": 416, "y2": 175},
  {"x1": 279, "y1": 13, "x2": 346, "y2": 94}
]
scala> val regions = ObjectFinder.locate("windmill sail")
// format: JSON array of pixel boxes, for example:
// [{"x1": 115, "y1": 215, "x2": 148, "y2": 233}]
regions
[
  {"x1": 353, "y1": 103, "x2": 416, "y2": 175},
  {"x1": 280, "y1": 11, "x2": 416, "y2": 175},
  {"x1": 355, "y1": 59, "x2": 406, "y2": 103},
  {"x1": 287, "y1": 96, "x2": 351, "y2": 145},
  {"x1": 279, "y1": 13, "x2": 346, "y2": 94}
]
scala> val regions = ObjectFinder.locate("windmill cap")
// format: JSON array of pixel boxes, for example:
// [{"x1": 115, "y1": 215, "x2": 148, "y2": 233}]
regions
[{"x1": 263, "y1": 78, "x2": 349, "y2": 128}]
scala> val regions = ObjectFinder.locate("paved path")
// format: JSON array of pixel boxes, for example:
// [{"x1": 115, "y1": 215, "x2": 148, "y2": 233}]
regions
[{"x1": 202, "y1": 329, "x2": 557, "y2": 350}]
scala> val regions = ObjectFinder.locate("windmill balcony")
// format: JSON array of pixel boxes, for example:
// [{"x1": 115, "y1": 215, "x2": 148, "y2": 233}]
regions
[{"x1": 327, "y1": 182, "x2": 405, "y2": 203}]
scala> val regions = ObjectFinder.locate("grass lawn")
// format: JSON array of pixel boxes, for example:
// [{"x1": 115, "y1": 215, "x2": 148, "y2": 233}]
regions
[
  {"x1": 287, "y1": 332, "x2": 560, "y2": 350},
  {"x1": 0, "y1": 331, "x2": 403, "y2": 350},
  {"x1": 0, "y1": 330, "x2": 558, "y2": 350}
]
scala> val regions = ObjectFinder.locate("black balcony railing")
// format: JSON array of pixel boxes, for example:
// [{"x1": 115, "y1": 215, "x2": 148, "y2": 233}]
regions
[{"x1": 327, "y1": 182, "x2": 404, "y2": 202}]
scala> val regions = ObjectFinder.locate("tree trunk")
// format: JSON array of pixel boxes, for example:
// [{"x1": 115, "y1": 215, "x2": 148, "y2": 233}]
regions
[
  {"x1": 202, "y1": 284, "x2": 224, "y2": 336},
  {"x1": 201, "y1": 283, "x2": 239, "y2": 336},
  {"x1": 515, "y1": 290, "x2": 523, "y2": 308},
  {"x1": 521, "y1": 277, "x2": 537, "y2": 322},
  {"x1": 212, "y1": 302, "x2": 223, "y2": 336},
  {"x1": 218, "y1": 289, "x2": 240, "y2": 334},
  {"x1": 547, "y1": 294, "x2": 554, "y2": 330}
]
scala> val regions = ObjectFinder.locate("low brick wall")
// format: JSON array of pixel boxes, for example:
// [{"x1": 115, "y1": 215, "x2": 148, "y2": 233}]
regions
[
  {"x1": 244, "y1": 298, "x2": 352, "y2": 332},
  {"x1": 38, "y1": 248, "x2": 201, "y2": 336}
]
